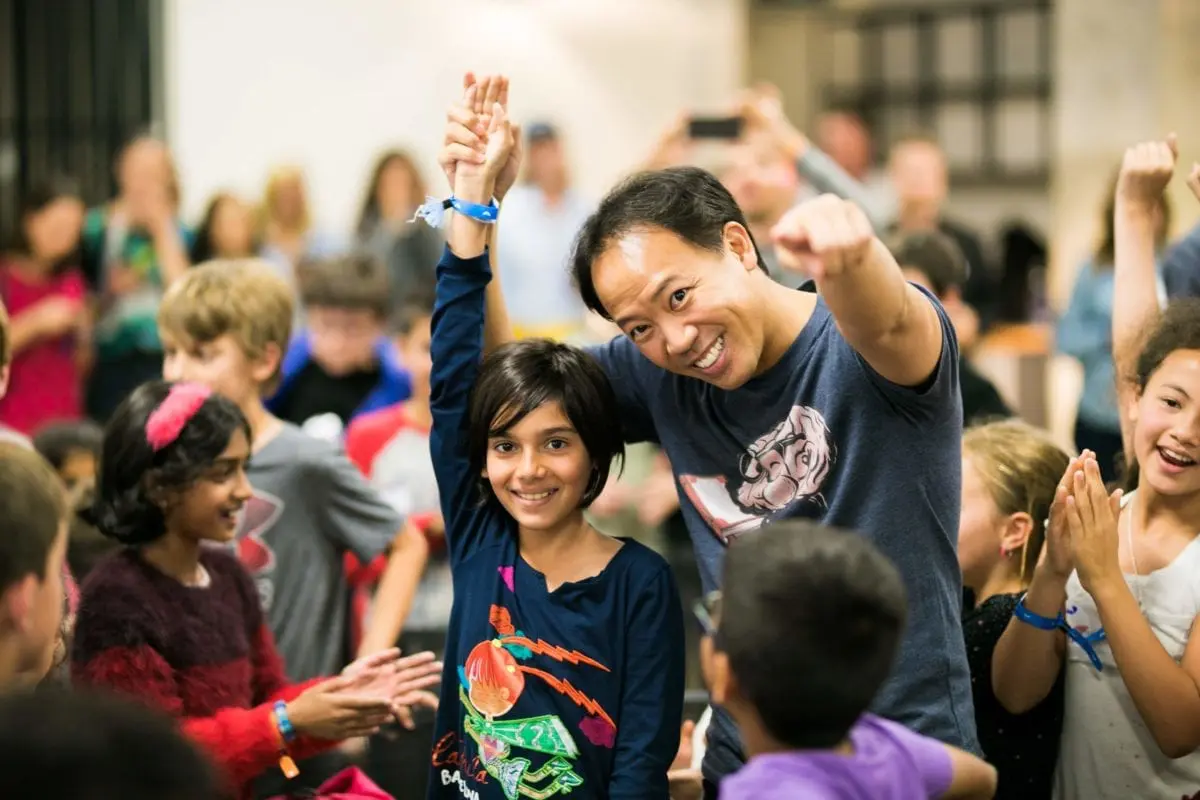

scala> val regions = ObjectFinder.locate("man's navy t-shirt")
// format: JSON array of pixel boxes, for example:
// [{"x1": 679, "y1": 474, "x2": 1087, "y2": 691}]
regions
[{"x1": 587, "y1": 288, "x2": 979, "y2": 784}]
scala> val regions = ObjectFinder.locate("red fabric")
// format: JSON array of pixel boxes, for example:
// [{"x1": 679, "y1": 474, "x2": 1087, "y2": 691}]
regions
[
  {"x1": 0, "y1": 263, "x2": 86, "y2": 434},
  {"x1": 344, "y1": 404, "x2": 414, "y2": 652},
  {"x1": 74, "y1": 636, "x2": 330, "y2": 798},
  {"x1": 267, "y1": 766, "x2": 394, "y2": 799},
  {"x1": 71, "y1": 550, "x2": 336, "y2": 800}
]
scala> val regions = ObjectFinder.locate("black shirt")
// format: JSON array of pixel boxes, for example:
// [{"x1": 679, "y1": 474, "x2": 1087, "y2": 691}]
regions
[
  {"x1": 961, "y1": 357, "x2": 1011, "y2": 426},
  {"x1": 273, "y1": 361, "x2": 381, "y2": 427},
  {"x1": 963, "y1": 593, "x2": 1064, "y2": 800}
]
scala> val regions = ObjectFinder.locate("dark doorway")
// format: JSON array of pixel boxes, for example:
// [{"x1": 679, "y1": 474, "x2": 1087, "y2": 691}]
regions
[{"x1": 0, "y1": 0, "x2": 157, "y2": 241}]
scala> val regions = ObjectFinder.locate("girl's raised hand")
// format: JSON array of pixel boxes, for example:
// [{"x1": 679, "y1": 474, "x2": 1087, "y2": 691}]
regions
[
  {"x1": 1116, "y1": 134, "x2": 1177, "y2": 212},
  {"x1": 469, "y1": 74, "x2": 519, "y2": 198},
  {"x1": 1064, "y1": 457, "x2": 1124, "y2": 594},
  {"x1": 1039, "y1": 452, "x2": 1088, "y2": 578},
  {"x1": 438, "y1": 77, "x2": 488, "y2": 192}
]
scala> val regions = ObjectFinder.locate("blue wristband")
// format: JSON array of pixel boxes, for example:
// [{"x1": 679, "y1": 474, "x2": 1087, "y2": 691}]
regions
[
  {"x1": 1014, "y1": 597, "x2": 1107, "y2": 672},
  {"x1": 273, "y1": 700, "x2": 296, "y2": 743},
  {"x1": 449, "y1": 196, "x2": 499, "y2": 224},
  {"x1": 1013, "y1": 597, "x2": 1062, "y2": 630}
]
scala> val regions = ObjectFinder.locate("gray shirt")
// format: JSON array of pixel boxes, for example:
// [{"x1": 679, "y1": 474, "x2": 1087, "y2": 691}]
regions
[{"x1": 233, "y1": 423, "x2": 401, "y2": 681}]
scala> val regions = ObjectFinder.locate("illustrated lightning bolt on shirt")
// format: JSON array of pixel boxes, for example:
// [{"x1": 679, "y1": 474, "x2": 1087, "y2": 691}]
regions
[{"x1": 428, "y1": 247, "x2": 685, "y2": 800}]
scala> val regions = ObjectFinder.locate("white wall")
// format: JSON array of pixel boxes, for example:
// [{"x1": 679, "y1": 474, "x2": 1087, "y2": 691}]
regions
[{"x1": 164, "y1": 0, "x2": 748, "y2": 234}]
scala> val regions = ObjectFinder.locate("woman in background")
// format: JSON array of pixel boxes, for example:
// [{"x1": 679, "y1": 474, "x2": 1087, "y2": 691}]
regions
[
  {"x1": 259, "y1": 166, "x2": 342, "y2": 285},
  {"x1": 81, "y1": 136, "x2": 192, "y2": 422},
  {"x1": 190, "y1": 192, "x2": 259, "y2": 264},
  {"x1": 0, "y1": 178, "x2": 90, "y2": 434},
  {"x1": 354, "y1": 149, "x2": 442, "y2": 311},
  {"x1": 1058, "y1": 172, "x2": 1171, "y2": 483}
]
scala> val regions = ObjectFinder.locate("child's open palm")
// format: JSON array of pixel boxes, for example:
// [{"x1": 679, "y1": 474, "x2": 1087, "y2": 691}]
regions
[
  {"x1": 1064, "y1": 458, "x2": 1124, "y2": 593},
  {"x1": 339, "y1": 648, "x2": 442, "y2": 730}
]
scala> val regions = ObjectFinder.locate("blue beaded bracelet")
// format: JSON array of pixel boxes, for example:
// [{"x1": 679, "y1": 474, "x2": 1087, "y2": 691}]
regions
[
  {"x1": 273, "y1": 700, "x2": 297, "y2": 743},
  {"x1": 1014, "y1": 597, "x2": 1107, "y2": 672}
]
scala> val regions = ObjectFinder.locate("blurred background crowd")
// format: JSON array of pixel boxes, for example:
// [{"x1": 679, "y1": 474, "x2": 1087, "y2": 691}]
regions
[{"x1": 2, "y1": 0, "x2": 1199, "y2": 794}]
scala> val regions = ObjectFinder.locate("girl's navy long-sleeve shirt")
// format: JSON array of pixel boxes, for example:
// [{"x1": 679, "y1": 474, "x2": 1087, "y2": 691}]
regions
[{"x1": 427, "y1": 246, "x2": 685, "y2": 800}]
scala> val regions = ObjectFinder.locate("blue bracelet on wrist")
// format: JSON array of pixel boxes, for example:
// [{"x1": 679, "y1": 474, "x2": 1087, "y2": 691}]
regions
[
  {"x1": 1013, "y1": 597, "x2": 1107, "y2": 672},
  {"x1": 449, "y1": 195, "x2": 500, "y2": 223},
  {"x1": 273, "y1": 700, "x2": 296, "y2": 743},
  {"x1": 1013, "y1": 597, "x2": 1062, "y2": 630},
  {"x1": 410, "y1": 195, "x2": 500, "y2": 228}
]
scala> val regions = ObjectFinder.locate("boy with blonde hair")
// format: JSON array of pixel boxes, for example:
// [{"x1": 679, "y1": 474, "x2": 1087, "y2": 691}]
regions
[{"x1": 158, "y1": 258, "x2": 430, "y2": 792}]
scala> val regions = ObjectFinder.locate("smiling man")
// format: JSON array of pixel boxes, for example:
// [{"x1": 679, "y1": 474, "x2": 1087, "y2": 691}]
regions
[{"x1": 440, "y1": 74, "x2": 978, "y2": 797}]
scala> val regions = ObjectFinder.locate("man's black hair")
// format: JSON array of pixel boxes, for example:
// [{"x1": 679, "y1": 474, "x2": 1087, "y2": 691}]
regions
[
  {"x1": 467, "y1": 339, "x2": 624, "y2": 508},
  {"x1": 720, "y1": 520, "x2": 907, "y2": 749},
  {"x1": 0, "y1": 688, "x2": 226, "y2": 799},
  {"x1": 83, "y1": 380, "x2": 251, "y2": 546},
  {"x1": 569, "y1": 166, "x2": 769, "y2": 319}
]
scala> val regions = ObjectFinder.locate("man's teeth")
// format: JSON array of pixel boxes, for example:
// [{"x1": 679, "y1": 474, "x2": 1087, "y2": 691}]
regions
[
  {"x1": 514, "y1": 490, "x2": 553, "y2": 500},
  {"x1": 1160, "y1": 447, "x2": 1196, "y2": 467},
  {"x1": 693, "y1": 337, "x2": 724, "y2": 370}
]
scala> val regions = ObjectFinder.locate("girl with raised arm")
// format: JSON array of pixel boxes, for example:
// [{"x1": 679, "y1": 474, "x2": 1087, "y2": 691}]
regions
[
  {"x1": 992, "y1": 137, "x2": 1200, "y2": 799},
  {"x1": 424, "y1": 76, "x2": 685, "y2": 800}
]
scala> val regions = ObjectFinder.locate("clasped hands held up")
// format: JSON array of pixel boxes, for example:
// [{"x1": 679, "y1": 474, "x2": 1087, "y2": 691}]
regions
[{"x1": 1039, "y1": 452, "x2": 1124, "y2": 597}]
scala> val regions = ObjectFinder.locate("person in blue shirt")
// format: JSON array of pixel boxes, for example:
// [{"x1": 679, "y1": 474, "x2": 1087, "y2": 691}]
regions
[
  {"x1": 426, "y1": 78, "x2": 685, "y2": 800},
  {"x1": 440, "y1": 74, "x2": 978, "y2": 799},
  {"x1": 1058, "y1": 174, "x2": 1171, "y2": 483}
]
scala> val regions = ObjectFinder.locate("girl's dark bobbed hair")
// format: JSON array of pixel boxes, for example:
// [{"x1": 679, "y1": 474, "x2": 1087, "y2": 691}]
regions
[
  {"x1": 466, "y1": 338, "x2": 625, "y2": 509},
  {"x1": 82, "y1": 380, "x2": 251, "y2": 545}
]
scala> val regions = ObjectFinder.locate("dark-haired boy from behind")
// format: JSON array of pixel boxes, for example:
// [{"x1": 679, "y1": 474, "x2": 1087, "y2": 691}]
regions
[
  {"x1": 157, "y1": 259, "x2": 429, "y2": 795},
  {"x1": 0, "y1": 442, "x2": 69, "y2": 691},
  {"x1": 268, "y1": 253, "x2": 411, "y2": 438},
  {"x1": 889, "y1": 231, "x2": 1011, "y2": 426},
  {"x1": 699, "y1": 520, "x2": 997, "y2": 800}
]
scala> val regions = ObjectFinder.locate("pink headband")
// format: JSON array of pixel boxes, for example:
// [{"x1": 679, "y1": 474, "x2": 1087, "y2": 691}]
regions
[{"x1": 146, "y1": 383, "x2": 212, "y2": 451}]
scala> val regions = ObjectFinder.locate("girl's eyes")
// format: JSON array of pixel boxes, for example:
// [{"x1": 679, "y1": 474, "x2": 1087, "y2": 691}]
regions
[
  {"x1": 1161, "y1": 396, "x2": 1183, "y2": 410},
  {"x1": 670, "y1": 288, "x2": 689, "y2": 308},
  {"x1": 490, "y1": 439, "x2": 571, "y2": 453}
]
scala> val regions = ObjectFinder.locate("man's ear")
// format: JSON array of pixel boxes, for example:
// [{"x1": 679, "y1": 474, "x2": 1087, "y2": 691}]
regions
[{"x1": 724, "y1": 222, "x2": 760, "y2": 274}]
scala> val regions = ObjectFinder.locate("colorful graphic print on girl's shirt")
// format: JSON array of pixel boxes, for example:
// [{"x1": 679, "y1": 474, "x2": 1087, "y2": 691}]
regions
[{"x1": 427, "y1": 247, "x2": 684, "y2": 800}]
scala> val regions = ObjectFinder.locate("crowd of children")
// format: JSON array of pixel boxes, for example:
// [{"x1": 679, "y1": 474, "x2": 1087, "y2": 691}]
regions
[{"x1": 0, "y1": 67, "x2": 1199, "y2": 800}]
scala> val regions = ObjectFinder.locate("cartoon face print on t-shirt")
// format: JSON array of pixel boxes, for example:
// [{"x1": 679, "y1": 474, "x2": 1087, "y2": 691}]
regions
[{"x1": 679, "y1": 404, "x2": 836, "y2": 544}]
